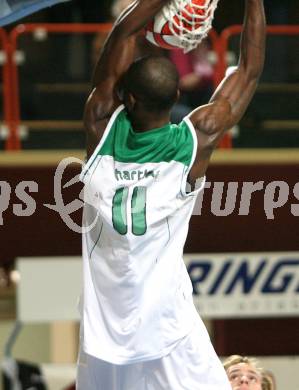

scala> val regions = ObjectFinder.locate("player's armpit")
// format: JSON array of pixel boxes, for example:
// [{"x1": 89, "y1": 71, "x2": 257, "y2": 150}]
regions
[
  {"x1": 83, "y1": 85, "x2": 120, "y2": 158},
  {"x1": 84, "y1": 77, "x2": 122, "y2": 125},
  {"x1": 189, "y1": 98, "x2": 232, "y2": 141},
  {"x1": 188, "y1": 99, "x2": 232, "y2": 181},
  {"x1": 85, "y1": 117, "x2": 109, "y2": 160}
]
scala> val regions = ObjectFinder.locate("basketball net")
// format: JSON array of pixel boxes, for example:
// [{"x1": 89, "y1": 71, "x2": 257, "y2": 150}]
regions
[{"x1": 163, "y1": 0, "x2": 219, "y2": 52}]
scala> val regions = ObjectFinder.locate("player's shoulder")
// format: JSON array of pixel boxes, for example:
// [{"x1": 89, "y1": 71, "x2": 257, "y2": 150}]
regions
[
  {"x1": 188, "y1": 97, "x2": 231, "y2": 136},
  {"x1": 172, "y1": 118, "x2": 195, "y2": 143}
]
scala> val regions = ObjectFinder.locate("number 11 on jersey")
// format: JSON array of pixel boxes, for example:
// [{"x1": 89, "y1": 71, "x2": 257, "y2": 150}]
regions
[{"x1": 112, "y1": 186, "x2": 147, "y2": 236}]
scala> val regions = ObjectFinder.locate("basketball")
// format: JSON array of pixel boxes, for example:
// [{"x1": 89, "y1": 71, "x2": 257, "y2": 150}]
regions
[{"x1": 145, "y1": 0, "x2": 212, "y2": 50}]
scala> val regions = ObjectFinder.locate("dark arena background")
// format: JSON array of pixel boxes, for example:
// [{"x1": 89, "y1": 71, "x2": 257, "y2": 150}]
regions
[{"x1": 0, "y1": 0, "x2": 299, "y2": 388}]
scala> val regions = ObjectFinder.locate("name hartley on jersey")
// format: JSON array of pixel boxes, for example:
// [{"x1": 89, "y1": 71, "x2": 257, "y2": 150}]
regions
[{"x1": 114, "y1": 168, "x2": 160, "y2": 181}]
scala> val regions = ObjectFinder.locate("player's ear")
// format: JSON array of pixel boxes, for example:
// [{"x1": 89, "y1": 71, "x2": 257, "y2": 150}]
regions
[{"x1": 125, "y1": 92, "x2": 136, "y2": 111}]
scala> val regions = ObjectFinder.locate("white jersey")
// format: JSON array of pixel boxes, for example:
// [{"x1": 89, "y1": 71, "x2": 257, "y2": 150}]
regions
[{"x1": 80, "y1": 105, "x2": 206, "y2": 365}]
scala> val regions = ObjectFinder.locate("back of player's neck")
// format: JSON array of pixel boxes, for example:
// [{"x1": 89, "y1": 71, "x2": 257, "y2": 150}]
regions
[{"x1": 129, "y1": 111, "x2": 170, "y2": 133}]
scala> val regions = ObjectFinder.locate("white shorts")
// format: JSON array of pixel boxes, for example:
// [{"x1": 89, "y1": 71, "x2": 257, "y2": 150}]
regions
[{"x1": 76, "y1": 323, "x2": 231, "y2": 390}]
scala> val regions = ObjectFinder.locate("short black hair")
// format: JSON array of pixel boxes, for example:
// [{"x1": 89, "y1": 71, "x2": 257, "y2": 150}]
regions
[{"x1": 123, "y1": 56, "x2": 179, "y2": 112}]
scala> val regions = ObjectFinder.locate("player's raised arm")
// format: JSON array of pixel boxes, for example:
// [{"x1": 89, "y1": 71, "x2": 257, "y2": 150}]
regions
[
  {"x1": 92, "y1": 0, "x2": 170, "y2": 88},
  {"x1": 84, "y1": 0, "x2": 170, "y2": 157},
  {"x1": 189, "y1": 0, "x2": 266, "y2": 180}
]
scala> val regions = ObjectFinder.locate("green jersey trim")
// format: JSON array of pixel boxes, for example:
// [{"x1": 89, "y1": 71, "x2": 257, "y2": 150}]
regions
[{"x1": 98, "y1": 107, "x2": 194, "y2": 166}]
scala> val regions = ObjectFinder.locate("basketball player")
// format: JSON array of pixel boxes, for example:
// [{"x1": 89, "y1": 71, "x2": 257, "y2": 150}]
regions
[{"x1": 78, "y1": 0, "x2": 266, "y2": 388}]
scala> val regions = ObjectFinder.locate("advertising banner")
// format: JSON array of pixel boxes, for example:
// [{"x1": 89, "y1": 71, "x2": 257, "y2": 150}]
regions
[{"x1": 185, "y1": 252, "x2": 299, "y2": 318}]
